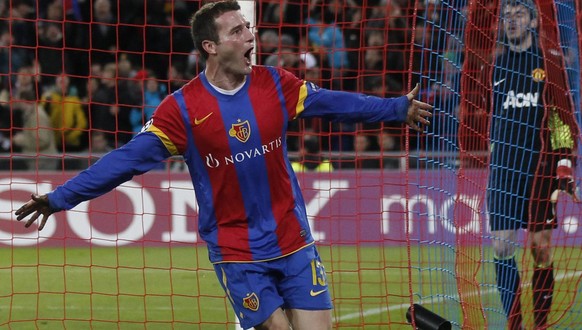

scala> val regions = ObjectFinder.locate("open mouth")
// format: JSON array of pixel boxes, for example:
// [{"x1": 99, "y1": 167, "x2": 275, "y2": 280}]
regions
[{"x1": 244, "y1": 47, "x2": 253, "y2": 63}]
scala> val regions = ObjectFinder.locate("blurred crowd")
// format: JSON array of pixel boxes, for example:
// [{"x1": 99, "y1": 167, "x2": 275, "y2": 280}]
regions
[{"x1": 0, "y1": 0, "x2": 453, "y2": 171}]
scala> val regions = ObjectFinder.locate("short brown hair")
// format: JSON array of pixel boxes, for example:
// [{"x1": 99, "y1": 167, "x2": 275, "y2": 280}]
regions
[
  {"x1": 190, "y1": 0, "x2": 241, "y2": 60},
  {"x1": 503, "y1": 0, "x2": 537, "y2": 20}
]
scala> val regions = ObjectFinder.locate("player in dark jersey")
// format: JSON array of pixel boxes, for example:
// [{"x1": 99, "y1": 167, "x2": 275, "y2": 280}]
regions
[
  {"x1": 14, "y1": 1, "x2": 432, "y2": 329},
  {"x1": 488, "y1": 1, "x2": 578, "y2": 329}
]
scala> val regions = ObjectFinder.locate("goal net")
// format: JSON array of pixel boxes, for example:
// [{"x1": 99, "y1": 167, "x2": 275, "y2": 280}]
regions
[{"x1": 1, "y1": 0, "x2": 581, "y2": 329}]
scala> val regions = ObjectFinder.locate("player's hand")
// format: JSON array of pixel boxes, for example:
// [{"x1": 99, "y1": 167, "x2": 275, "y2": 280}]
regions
[
  {"x1": 553, "y1": 159, "x2": 580, "y2": 203},
  {"x1": 405, "y1": 84, "x2": 433, "y2": 132},
  {"x1": 15, "y1": 194, "x2": 54, "y2": 231}
]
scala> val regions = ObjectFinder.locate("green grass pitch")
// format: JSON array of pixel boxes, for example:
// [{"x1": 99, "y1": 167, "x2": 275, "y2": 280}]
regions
[{"x1": 1, "y1": 245, "x2": 581, "y2": 329}]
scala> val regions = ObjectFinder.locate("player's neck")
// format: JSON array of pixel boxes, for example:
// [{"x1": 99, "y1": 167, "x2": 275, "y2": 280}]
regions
[
  {"x1": 508, "y1": 34, "x2": 533, "y2": 52},
  {"x1": 204, "y1": 65, "x2": 246, "y2": 91}
]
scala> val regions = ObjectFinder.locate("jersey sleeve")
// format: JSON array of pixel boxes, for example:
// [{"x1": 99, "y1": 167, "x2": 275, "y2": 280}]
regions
[
  {"x1": 47, "y1": 92, "x2": 190, "y2": 211},
  {"x1": 47, "y1": 132, "x2": 172, "y2": 211},
  {"x1": 277, "y1": 68, "x2": 307, "y2": 119},
  {"x1": 145, "y1": 94, "x2": 187, "y2": 155},
  {"x1": 277, "y1": 67, "x2": 408, "y2": 123}
]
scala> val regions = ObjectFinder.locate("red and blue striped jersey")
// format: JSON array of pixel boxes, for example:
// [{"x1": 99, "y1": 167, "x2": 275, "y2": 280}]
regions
[{"x1": 48, "y1": 65, "x2": 409, "y2": 263}]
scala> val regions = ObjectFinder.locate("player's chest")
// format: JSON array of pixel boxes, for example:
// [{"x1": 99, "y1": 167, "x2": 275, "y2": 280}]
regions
[
  {"x1": 188, "y1": 95, "x2": 286, "y2": 150},
  {"x1": 494, "y1": 66, "x2": 545, "y2": 113}
]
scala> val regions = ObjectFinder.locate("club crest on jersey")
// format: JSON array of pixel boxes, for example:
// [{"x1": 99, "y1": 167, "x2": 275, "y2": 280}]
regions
[
  {"x1": 532, "y1": 68, "x2": 545, "y2": 82},
  {"x1": 242, "y1": 293, "x2": 259, "y2": 311},
  {"x1": 229, "y1": 119, "x2": 251, "y2": 143}
]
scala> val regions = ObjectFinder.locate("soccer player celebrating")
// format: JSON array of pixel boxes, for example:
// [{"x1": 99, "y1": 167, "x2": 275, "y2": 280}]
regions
[
  {"x1": 14, "y1": 1, "x2": 432, "y2": 329},
  {"x1": 488, "y1": 1, "x2": 578, "y2": 329}
]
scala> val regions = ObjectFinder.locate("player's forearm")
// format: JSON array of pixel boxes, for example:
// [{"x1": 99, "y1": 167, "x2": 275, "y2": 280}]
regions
[
  {"x1": 301, "y1": 89, "x2": 408, "y2": 123},
  {"x1": 48, "y1": 133, "x2": 171, "y2": 211}
]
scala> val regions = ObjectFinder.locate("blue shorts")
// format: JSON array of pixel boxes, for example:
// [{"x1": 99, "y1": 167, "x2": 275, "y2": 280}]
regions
[{"x1": 213, "y1": 244, "x2": 333, "y2": 329}]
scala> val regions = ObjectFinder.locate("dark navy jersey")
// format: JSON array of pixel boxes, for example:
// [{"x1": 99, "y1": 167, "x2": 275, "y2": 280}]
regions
[
  {"x1": 47, "y1": 65, "x2": 409, "y2": 263},
  {"x1": 487, "y1": 39, "x2": 578, "y2": 229},
  {"x1": 490, "y1": 46, "x2": 545, "y2": 177},
  {"x1": 487, "y1": 45, "x2": 549, "y2": 229}
]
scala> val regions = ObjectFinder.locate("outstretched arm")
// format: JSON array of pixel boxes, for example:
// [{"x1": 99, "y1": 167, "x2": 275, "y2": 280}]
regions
[
  {"x1": 298, "y1": 83, "x2": 433, "y2": 130},
  {"x1": 14, "y1": 132, "x2": 172, "y2": 230}
]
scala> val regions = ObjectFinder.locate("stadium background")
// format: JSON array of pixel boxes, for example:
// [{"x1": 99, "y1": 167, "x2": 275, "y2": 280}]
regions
[{"x1": 0, "y1": 0, "x2": 581, "y2": 329}]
